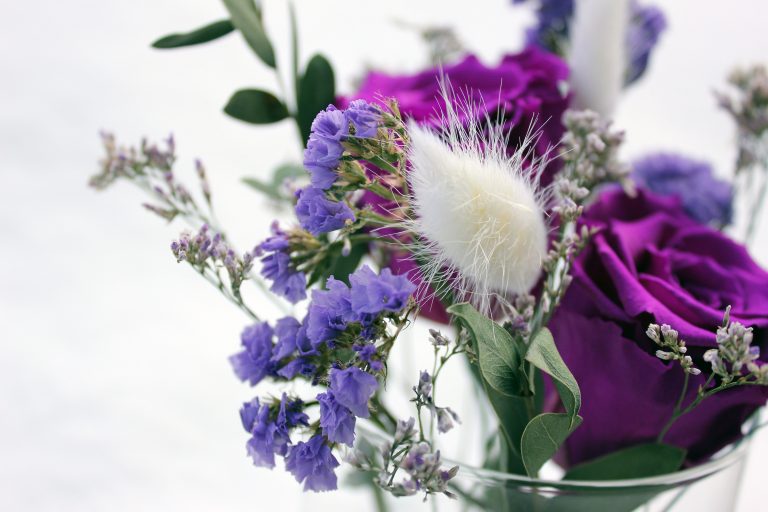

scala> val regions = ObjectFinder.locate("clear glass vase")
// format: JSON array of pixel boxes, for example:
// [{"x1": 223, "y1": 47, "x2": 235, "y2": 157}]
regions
[
  {"x1": 356, "y1": 422, "x2": 753, "y2": 512},
  {"x1": 447, "y1": 437, "x2": 750, "y2": 512}
]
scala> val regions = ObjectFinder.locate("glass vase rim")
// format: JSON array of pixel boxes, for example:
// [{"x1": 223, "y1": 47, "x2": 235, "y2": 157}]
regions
[{"x1": 357, "y1": 417, "x2": 757, "y2": 490}]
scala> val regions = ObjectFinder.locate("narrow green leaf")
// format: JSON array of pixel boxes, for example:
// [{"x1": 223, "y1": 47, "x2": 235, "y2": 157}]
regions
[
  {"x1": 297, "y1": 54, "x2": 336, "y2": 144},
  {"x1": 526, "y1": 327, "x2": 581, "y2": 425},
  {"x1": 242, "y1": 163, "x2": 305, "y2": 199},
  {"x1": 563, "y1": 443, "x2": 686, "y2": 481},
  {"x1": 241, "y1": 177, "x2": 275, "y2": 196},
  {"x1": 288, "y1": 1, "x2": 300, "y2": 104},
  {"x1": 521, "y1": 413, "x2": 583, "y2": 477},
  {"x1": 152, "y1": 19, "x2": 234, "y2": 48},
  {"x1": 224, "y1": 89, "x2": 289, "y2": 124},
  {"x1": 447, "y1": 303, "x2": 527, "y2": 397},
  {"x1": 221, "y1": 0, "x2": 276, "y2": 68}
]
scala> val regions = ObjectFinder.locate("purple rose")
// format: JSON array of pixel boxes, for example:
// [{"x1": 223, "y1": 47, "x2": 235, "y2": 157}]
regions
[
  {"x1": 342, "y1": 47, "x2": 569, "y2": 161},
  {"x1": 548, "y1": 189, "x2": 768, "y2": 466}
]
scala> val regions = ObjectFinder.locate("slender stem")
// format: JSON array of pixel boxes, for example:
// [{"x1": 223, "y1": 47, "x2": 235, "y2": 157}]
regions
[
  {"x1": 657, "y1": 374, "x2": 761, "y2": 442},
  {"x1": 363, "y1": 181, "x2": 401, "y2": 202},
  {"x1": 368, "y1": 155, "x2": 401, "y2": 175},
  {"x1": 745, "y1": 164, "x2": 768, "y2": 245},
  {"x1": 657, "y1": 372, "x2": 691, "y2": 443},
  {"x1": 371, "y1": 482, "x2": 389, "y2": 512},
  {"x1": 197, "y1": 267, "x2": 259, "y2": 320}
]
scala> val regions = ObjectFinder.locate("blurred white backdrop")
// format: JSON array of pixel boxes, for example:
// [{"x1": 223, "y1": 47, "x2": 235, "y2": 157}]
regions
[{"x1": 1, "y1": 0, "x2": 767, "y2": 510}]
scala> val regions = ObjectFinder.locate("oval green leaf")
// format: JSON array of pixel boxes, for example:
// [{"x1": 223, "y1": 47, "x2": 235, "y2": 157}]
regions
[
  {"x1": 447, "y1": 303, "x2": 527, "y2": 397},
  {"x1": 297, "y1": 54, "x2": 336, "y2": 144},
  {"x1": 151, "y1": 19, "x2": 234, "y2": 49},
  {"x1": 526, "y1": 327, "x2": 581, "y2": 426},
  {"x1": 224, "y1": 89, "x2": 289, "y2": 124},
  {"x1": 563, "y1": 443, "x2": 686, "y2": 481},
  {"x1": 222, "y1": 0, "x2": 276, "y2": 68},
  {"x1": 521, "y1": 412, "x2": 583, "y2": 477}
]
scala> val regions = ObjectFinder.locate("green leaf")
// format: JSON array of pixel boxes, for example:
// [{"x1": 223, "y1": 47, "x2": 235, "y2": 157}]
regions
[
  {"x1": 326, "y1": 241, "x2": 368, "y2": 286},
  {"x1": 242, "y1": 163, "x2": 305, "y2": 199},
  {"x1": 224, "y1": 89, "x2": 289, "y2": 124},
  {"x1": 447, "y1": 303, "x2": 528, "y2": 397},
  {"x1": 521, "y1": 413, "x2": 583, "y2": 477},
  {"x1": 221, "y1": 0, "x2": 276, "y2": 68},
  {"x1": 526, "y1": 327, "x2": 581, "y2": 425},
  {"x1": 297, "y1": 54, "x2": 336, "y2": 144},
  {"x1": 151, "y1": 19, "x2": 234, "y2": 48},
  {"x1": 563, "y1": 443, "x2": 686, "y2": 481}
]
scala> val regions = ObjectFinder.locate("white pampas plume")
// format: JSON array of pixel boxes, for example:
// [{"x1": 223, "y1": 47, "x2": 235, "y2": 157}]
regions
[
  {"x1": 568, "y1": 0, "x2": 630, "y2": 117},
  {"x1": 404, "y1": 85, "x2": 549, "y2": 313}
]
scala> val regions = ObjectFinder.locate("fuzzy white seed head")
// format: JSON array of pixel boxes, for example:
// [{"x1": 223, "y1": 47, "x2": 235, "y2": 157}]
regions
[{"x1": 405, "y1": 93, "x2": 549, "y2": 313}]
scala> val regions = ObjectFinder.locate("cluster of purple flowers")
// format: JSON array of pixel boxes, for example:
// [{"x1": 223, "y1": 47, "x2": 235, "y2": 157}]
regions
[
  {"x1": 239, "y1": 394, "x2": 309, "y2": 468},
  {"x1": 231, "y1": 264, "x2": 416, "y2": 491},
  {"x1": 626, "y1": 3, "x2": 667, "y2": 84},
  {"x1": 514, "y1": 0, "x2": 666, "y2": 85},
  {"x1": 303, "y1": 100, "x2": 382, "y2": 189},
  {"x1": 256, "y1": 223, "x2": 307, "y2": 304},
  {"x1": 171, "y1": 225, "x2": 255, "y2": 291},
  {"x1": 294, "y1": 100, "x2": 385, "y2": 237},
  {"x1": 632, "y1": 152, "x2": 734, "y2": 226},
  {"x1": 295, "y1": 187, "x2": 355, "y2": 235}
]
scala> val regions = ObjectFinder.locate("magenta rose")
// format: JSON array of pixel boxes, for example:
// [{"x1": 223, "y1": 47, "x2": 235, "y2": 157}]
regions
[
  {"x1": 548, "y1": 188, "x2": 768, "y2": 466},
  {"x1": 342, "y1": 47, "x2": 571, "y2": 322}
]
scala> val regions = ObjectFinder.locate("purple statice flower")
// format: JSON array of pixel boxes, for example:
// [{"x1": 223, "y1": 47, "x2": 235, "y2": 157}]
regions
[
  {"x1": 276, "y1": 358, "x2": 316, "y2": 379},
  {"x1": 317, "y1": 392, "x2": 357, "y2": 446},
  {"x1": 632, "y1": 152, "x2": 734, "y2": 226},
  {"x1": 344, "y1": 99, "x2": 381, "y2": 139},
  {"x1": 328, "y1": 366, "x2": 379, "y2": 418},
  {"x1": 515, "y1": 0, "x2": 573, "y2": 49},
  {"x1": 272, "y1": 316, "x2": 302, "y2": 361},
  {"x1": 349, "y1": 265, "x2": 416, "y2": 316},
  {"x1": 303, "y1": 105, "x2": 347, "y2": 189},
  {"x1": 626, "y1": 4, "x2": 667, "y2": 84},
  {"x1": 295, "y1": 187, "x2": 355, "y2": 236},
  {"x1": 515, "y1": 0, "x2": 665, "y2": 85},
  {"x1": 277, "y1": 393, "x2": 309, "y2": 430},
  {"x1": 230, "y1": 322, "x2": 274, "y2": 386},
  {"x1": 295, "y1": 317, "x2": 318, "y2": 356},
  {"x1": 306, "y1": 277, "x2": 354, "y2": 346},
  {"x1": 353, "y1": 343, "x2": 383, "y2": 371},
  {"x1": 258, "y1": 225, "x2": 307, "y2": 304},
  {"x1": 239, "y1": 398, "x2": 289, "y2": 468},
  {"x1": 284, "y1": 435, "x2": 340, "y2": 492}
]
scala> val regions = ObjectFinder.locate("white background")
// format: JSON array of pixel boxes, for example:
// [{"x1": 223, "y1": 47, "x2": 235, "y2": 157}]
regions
[{"x1": 2, "y1": 0, "x2": 767, "y2": 510}]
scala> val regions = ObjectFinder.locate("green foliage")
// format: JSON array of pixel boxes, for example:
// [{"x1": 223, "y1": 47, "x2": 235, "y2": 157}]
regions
[
  {"x1": 241, "y1": 163, "x2": 305, "y2": 200},
  {"x1": 152, "y1": 19, "x2": 234, "y2": 48},
  {"x1": 525, "y1": 327, "x2": 581, "y2": 425},
  {"x1": 224, "y1": 89, "x2": 289, "y2": 124},
  {"x1": 447, "y1": 303, "x2": 528, "y2": 397},
  {"x1": 221, "y1": 0, "x2": 276, "y2": 68},
  {"x1": 521, "y1": 413, "x2": 583, "y2": 477},
  {"x1": 326, "y1": 241, "x2": 368, "y2": 286},
  {"x1": 297, "y1": 54, "x2": 336, "y2": 144},
  {"x1": 563, "y1": 443, "x2": 686, "y2": 481}
]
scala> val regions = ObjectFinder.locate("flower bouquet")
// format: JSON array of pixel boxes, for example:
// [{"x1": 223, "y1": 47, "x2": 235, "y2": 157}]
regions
[{"x1": 91, "y1": 0, "x2": 768, "y2": 510}]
